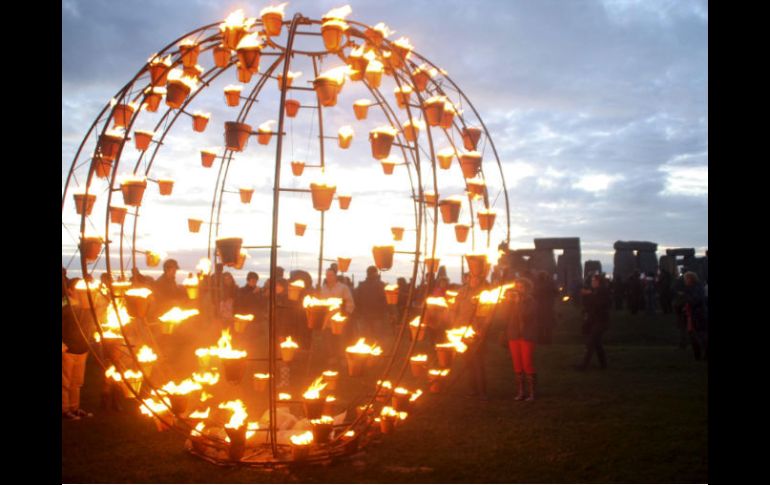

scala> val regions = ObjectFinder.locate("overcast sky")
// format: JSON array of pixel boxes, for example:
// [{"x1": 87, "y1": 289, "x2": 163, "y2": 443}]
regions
[{"x1": 61, "y1": 0, "x2": 707, "y2": 280}]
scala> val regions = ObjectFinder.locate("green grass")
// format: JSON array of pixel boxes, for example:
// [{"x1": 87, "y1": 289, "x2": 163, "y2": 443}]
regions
[{"x1": 62, "y1": 305, "x2": 707, "y2": 483}]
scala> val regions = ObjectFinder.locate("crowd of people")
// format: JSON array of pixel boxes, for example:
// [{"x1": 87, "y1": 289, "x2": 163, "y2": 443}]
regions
[{"x1": 62, "y1": 257, "x2": 708, "y2": 420}]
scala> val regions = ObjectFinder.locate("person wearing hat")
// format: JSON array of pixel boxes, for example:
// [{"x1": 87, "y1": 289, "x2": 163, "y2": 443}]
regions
[{"x1": 152, "y1": 258, "x2": 187, "y2": 317}]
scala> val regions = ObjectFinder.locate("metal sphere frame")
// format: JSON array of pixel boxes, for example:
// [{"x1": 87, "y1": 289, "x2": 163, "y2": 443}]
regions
[{"x1": 61, "y1": 11, "x2": 511, "y2": 467}]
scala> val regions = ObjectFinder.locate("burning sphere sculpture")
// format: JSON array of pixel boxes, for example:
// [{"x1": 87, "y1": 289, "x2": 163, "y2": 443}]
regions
[{"x1": 61, "y1": 4, "x2": 511, "y2": 467}]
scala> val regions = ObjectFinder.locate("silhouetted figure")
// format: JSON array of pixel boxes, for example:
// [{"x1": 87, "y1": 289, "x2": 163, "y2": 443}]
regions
[
  {"x1": 577, "y1": 274, "x2": 611, "y2": 370},
  {"x1": 611, "y1": 277, "x2": 624, "y2": 310},
  {"x1": 152, "y1": 259, "x2": 187, "y2": 318},
  {"x1": 682, "y1": 272, "x2": 708, "y2": 361},
  {"x1": 534, "y1": 272, "x2": 558, "y2": 345},
  {"x1": 657, "y1": 269, "x2": 674, "y2": 314},
  {"x1": 354, "y1": 266, "x2": 388, "y2": 340},
  {"x1": 672, "y1": 275, "x2": 688, "y2": 349},
  {"x1": 626, "y1": 271, "x2": 643, "y2": 314},
  {"x1": 505, "y1": 278, "x2": 539, "y2": 401},
  {"x1": 644, "y1": 272, "x2": 657, "y2": 316}
]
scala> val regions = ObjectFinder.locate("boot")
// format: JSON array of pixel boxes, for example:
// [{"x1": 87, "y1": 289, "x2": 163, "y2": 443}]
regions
[
  {"x1": 514, "y1": 373, "x2": 526, "y2": 401},
  {"x1": 525, "y1": 374, "x2": 536, "y2": 401}
]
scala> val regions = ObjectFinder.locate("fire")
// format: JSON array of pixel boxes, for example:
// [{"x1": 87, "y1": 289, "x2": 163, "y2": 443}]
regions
[
  {"x1": 104, "y1": 365, "x2": 123, "y2": 382},
  {"x1": 425, "y1": 95, "x2": 447, "y2": 105},
  {"x1": 258, "y1": 120, "x2": 276, "y2": 132},
  {"x1": 445, "y1": 290, "x2": 459, "y2": 305},
  {"x1": 195, "y1": 348, "x2": 209, "y2": 358},
  {"x1": 254, "y1": 373, "x2": 270, "y2": 379},
  {"x1": 394, "y1": 387, "x2": 409, "y2": 395},
  {"x1": 101, "y1": 302, "x2": 131, "y2": 330},
  {"x1": 354, "y1": 98, "x2": 372, "y2": 107},
  {"x1": 234, "y1": 314, "x2": 254, "y2": 322},
  {"x1": 385, "y1": 283, "x2": 398, "y2": 291},
  {"x1": 137, "y1": 345, "x2": 157, "y2": 363},
  {"x1": 377, "y1": 380, "x2": 393, "y2": 390},
  {"x1": 426, "y1": 296, "x2": 449, "y2": 308},
  {"x1": 196, "y1": 257, "x2": 212, "y2": 274},
  {"x1": 260, "y1": 2, "x2": 288, "y2": 16},
  {"x1": 125, "y1": 287, "x2": 152, "y2": 299},
  {"x1": 219, "y1": 400, "x2": 248, "y2": 429},
  {"x1": 140, "y1": 396, "x2": 171, "y2": 417},
  {"x1": 236, "y1": 32, "x2": 263, "y2": 49},
  {"x1": 410, "y1": 389, "x2": 423, "y2": 402},
  {"x1": 563, "y1": 296, "x2": 571, "y2": 302},
  {"x1": 323, "y1": 5, "x2": 352, "y2": 20},
  {"x1": 447, "y1": 326, "x2": 476, "y2": 341},
  {"x1": 344, "y1": 430, "x2": 355, "y2": 438},
  {"x1": 428, "y1": 369, "x2": 450, "y2": 377},
  {"x1": 371, "y1": 345, "x2": 383, "y2": 357},
  {"x1": 323, "y1": 370, "x2": 338, "y2": 378},
  {"x1": 192, "y1": 110, "x2": 210, "y2": 119},
  {"x1": 330, "y1": 312, "x2": 347, "y2": 323},
  {"x1": 166, "y1": 68, "x2": 199, "y2": 90},
  {"x1": 393, "y1": 36, "x2": 414, "y2": 52},
  {"x1": 325, "y1": 395, "x2": 336, "y2": 403},
  {"x1": 221, "y1": 9, "x2": 255, "y2": 31},
  {"x1": 158, "y1": 307, "x2": 199, "y2": 323},
  {"x1": 224, "y1": 84, "x2": 243, "y2": 93},
  {"x1": 191, "y1": 422, "x2": 206, "y2": 437},
  {"x1": 290, "y1": 280, "x2": 305, "y2": 289},
  {"x1": 200, "y1": 392, "x2": 213, "y2": 402},
  {"x1": 183, "y1": 274, "x2": 198, "y2": 287},
  {"x1": 120, "y1": 173, "x2": 146, "y2": 185},
  {"x1": 316, "y1": 65, "x2": 349, "y2": 86},
  {"x1": 302, "y1": 376, "x2": 328, "y2": 400},
  {"x1": 372, "y1": 125, "x2": 398, "y2": 137},
  {"x1": 94, "y1": 329, "x2": 122, "y2": 342},
  {"x1": 380, "y1": 406, "x2": 398, "y2": 418},
  {"x1": 280, "y1": 336, "x2": 299, "y2": 349},
  {"x1": 395, "y1": 85, "x2": 413, "y2": 95},
  {"x1": 311, "y1": 171, "x2": 337, "y2": 189},
  {"x1": 410, "y1": 353, "x2": 428, "y2": 362},
  {"x1": 338, "y1": 125, "x2": 354, "y2": 137},
  {"x1": 192, "y1": 372, "x2": 220, "y2": 386},
  {"x1": 310, "y1": 415, "x2": 334, "y2": 425},
  {"x1": 246, "y1": 422, "x2": 260, "y2": 440},
  {"x1": 278, "y1": 393, "x2": 292, "y2": 401},
  {"x1": 345, "y1": 337, "x2": 376, "y2": 355},
  {"x1": 290, "y1": 430, "x2": 314, "y2": 445},
  {"x1": 478, "y1": 207, "x2": 497, "y2": 216},
  {"x1": 189, "y1": 408, "x2": 210, "y2": 419},
  {"x1": 365, "y1": 58, "x2": 384, "y2": 74},
  {"x1": 210, "y1": 329, "x2": 247, "y2": 359},
  {"x1": 302, "y1": 295, "x2": 342, "y2": 311},
  {"x1": 161, "y1": 378, "x2": 202, "y2": 395}
]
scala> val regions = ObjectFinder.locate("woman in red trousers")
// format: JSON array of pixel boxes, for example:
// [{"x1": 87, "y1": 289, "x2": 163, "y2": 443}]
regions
[{"x1": 505, "y1": 278, "x2": 539, "y2": 401}]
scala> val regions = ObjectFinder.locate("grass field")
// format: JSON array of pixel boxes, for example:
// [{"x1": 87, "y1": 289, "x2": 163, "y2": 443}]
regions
[{"x1": 61, "y1": 304, "x2": 708, "y2": 483}]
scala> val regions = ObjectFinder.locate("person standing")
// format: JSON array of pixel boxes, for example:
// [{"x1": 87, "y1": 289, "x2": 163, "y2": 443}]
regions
[
  {"x1": 577, "y1": 274, "x2": 612, "y2": 370},
  {"x1": 626, "y1": 271, "x2": 643, "y2": 314},
  {"x1": 644, "y1": 272, "x2": 657, "y2": 316},
  {"x1": 319, "y1": 268, "x2": 355, "y2": 366},
  {"x1": 534, "y1": 272, "x2": 558, "y2": 345},
  {"x1": 683, "y1": 272, "x2": 708, "y2": 361},
  {"x1": 152, "y1": 259, "x2": 187, "y2": 318},
  {"x1": 657, "y1": 268, "x2": 674, "y2": 314},
  {"x1": 354, "y1": 266, "x2": 388, "y2": 341},
  {"x1": 506, "y1": 278, "x2": 539, "y2": 401}
]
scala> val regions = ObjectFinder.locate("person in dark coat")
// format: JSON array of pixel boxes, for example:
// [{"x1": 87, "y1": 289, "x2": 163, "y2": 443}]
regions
[
  {"x1": 533, "y1": 272, "x2": 558, "y2": 345},
  {"x1": 626, "y1": 271, "x2": 643, "y2": 314},
  {"x1": 62, "y1": 277, "x2": 94, "y2": 419},
  {"x1": 611, "y1": 276, "x2": 624, "y2": 310},
  {"x1": 151, "y1": 259, "x2": 187, "y2": 318},
  {"x1": 682, "y1": 271, "x2": 708, "y2": 361},
  {"x1": 354, "y1": 266, "x2": 388, "y2": 341},
  {"x1": 672, "y1": 274, "x2": 688, "y2": 349},
  {"x1": 577, "y1": 273, "x2": 611, "y2": 370},
  {"x1": 657, "y1": 269, "x2": 674, "y2": 314},
  {"x1": 506, "y1": 278, "x2": 539, "y2": 400}
]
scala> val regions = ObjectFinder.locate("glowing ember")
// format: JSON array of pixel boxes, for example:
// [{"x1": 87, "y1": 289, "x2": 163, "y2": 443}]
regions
[
  {"x1": 221, "y1": 9, "x2": 256, "y2": 31},
  {"x1": 183, "y1": 274, "x2": 198, "y2": 288},
  {"x1": 563, "y1": 296, "x2": 571, "y2": 302},
  {"x1": 410, "y1": 353, "x2": 428, "y2": 362},
  {"x1": 167, "y1": 68, "x2": 199, "y2": 91},
  {"x1": 338, "y1": 125, "x2": 354, "y2": 137},
  {"x1": 354, "y1": 99, "x2": 372, "y2": 107},
  {"x1": 193, "y1": 111, "x2": 210, "y2": 119},
  {"x1": 200, "y1": 392, "x2": 213, "y2": 402},
  {"x1": 323, "y1": 370, "x2": 338, "y2": 378},
  {"x1": 290, "y1": 280, "x2": 306, "y2": 289},
  {"x1": 137, "y1": 345, "x2": 158, "y2": 363},
  {"x1": 258, "y1": 120, "x2": 276, "y2": 132},
  {"x1": 385, "y1": 283, "x2": 398, "y2": 291},
  {"x1": 253, "y1": 373, "x2": 270, "y2": 379},
  {"x1": 234, "y1": 314, "x2": 255, "y2": 322},
  {"x1": 410, "y1": 389, "x2": 423, "y2": 402},
  {"x1": 371, "y1": 345, "x2": 383, "y2": 357},
  {"x1": 279, "y1": 393, "x2": 292, "y2": 401},
  {"x1": 101, "y1": 302, "x2": 131, "y2": 330},
  {"x1": 290, "y1": 430, "x2": 314, "y2": 445},
  {"x1": 372, "y1": 125, "x2": 398, "y2": 137},
  {"x1": 303, "y1": 376, "x2": 328, "y2": 400},
  {"x1": 394, "y1": 387, "x2": 409, "y2": 395},
  {"x1": 380, "y1": 406, "x2": 398, "y2": 418},
  {"x1": 315, "y1": 65, "x2": 349, "y2": 86},
  {"x1": 192, "y1": 372, "x2": 220, "y2": 386},
  {"x1": 219, "y1": 400, "x2": 248, "y2": 429},
  {"x1": 104, "y1": 365, "x2": 123, "y2": 382},
  {"x1": 330, "y1": 312, "x2": 347, "y2": 322},
  {"x1": 191, "y1": 422, "x2": 206, "y2": 437}
]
